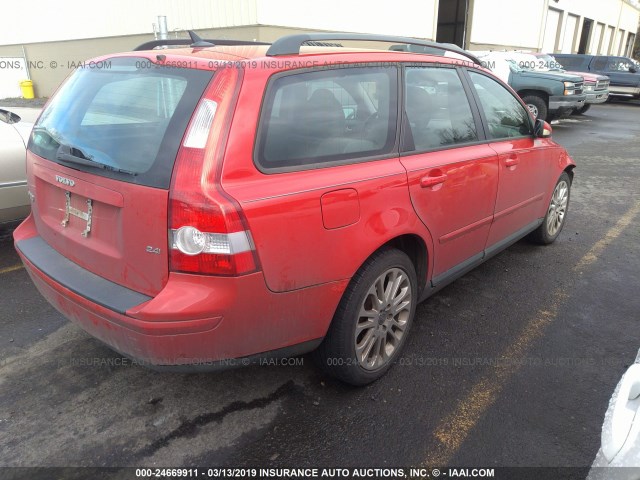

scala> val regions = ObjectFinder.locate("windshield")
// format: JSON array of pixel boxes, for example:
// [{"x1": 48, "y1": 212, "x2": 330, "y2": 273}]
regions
[
  {"x1": 29, "y1": 57, "x2": 213, "y2": 188},
  {"x1": 534, "y1": 54, "x2": 565, "y2": 72},
  {"x1": 506, "y1": 59, "x2": 525, "y2": 73}
]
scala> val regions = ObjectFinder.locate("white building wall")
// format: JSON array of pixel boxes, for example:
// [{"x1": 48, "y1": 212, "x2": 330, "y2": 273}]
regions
[
  {"x1": 0, "y1": 58, "x2": 28, "y2": 98},
  {"x1": 613, "y1": 28, "x2": 624, "y2": 54},
  {"x1": 545, "y1": 0, "x2": 638, "y2": 54},
  {"x1": 602, "y1": 25, "x2": 615, "y2": 53},
  {"x1": 560, "y1": 14, "x2": 579, "y2": 53},
  {"x1": 0, "y1": 0, "x2": 439, "y2": 46},
  {"x1": 468, "y1": 0, "x2": 638, "y2": 53},
  {"x1": 542, "y1": 8, "x2": 562, "y2": 53},
  {"x1": 620, "y1": 2, "x2": 640, "y2": 32},
  {"x1": 0, "y1": 0, "x2": 636, "y2": 53},
  {"x1": 468, "y1": 0, "x2": 547, "y2": 49},
  {"x1": 0, "y1": 0, "x2": 258, "y2": 45},
  {"x1": 553, "y1": 0, "x2": 622, "y2": 26},
  {"x1": 592, "y1": 22, "x2": 605, "y2": 53},
  {"x1": 255, "y1": 0, "x2": 439, "y2": 39}
]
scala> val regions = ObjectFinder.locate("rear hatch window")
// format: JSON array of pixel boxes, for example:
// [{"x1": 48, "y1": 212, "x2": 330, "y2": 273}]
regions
[{"x1": 29, "y1": 57, "x2": 213, "y2": 189}]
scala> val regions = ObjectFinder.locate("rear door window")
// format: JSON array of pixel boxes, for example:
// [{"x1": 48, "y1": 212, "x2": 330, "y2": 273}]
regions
[
  {"x1": 557, "y1": 56, "x2": 582, "y2": 69},
  {"x1": 256, "y1": 66, "x2": 398, "y2": 171},
  {"x1": 592, "y1": 57, "x2": 608, "y2": 70},
  {"x1": 402, "y1": 66, "x2": 479, "y2": 152},
  {"x1": 607, "y1": 57, "x2": 636, "y2": 72},
  {"x1": 29, "y1": 57, "x2": 213, "y2": 188}
]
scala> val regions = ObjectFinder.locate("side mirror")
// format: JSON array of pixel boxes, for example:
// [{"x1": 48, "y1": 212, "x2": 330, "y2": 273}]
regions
[
  {"x1": 629, "y1": 66, "x2": 638, "y2": 74},
  {"x1": 534, "y1": 118, "x2": 552, "y2": 138},
  {"x1": 0, "y1": 108, "x2": 21, "y2": 125}
]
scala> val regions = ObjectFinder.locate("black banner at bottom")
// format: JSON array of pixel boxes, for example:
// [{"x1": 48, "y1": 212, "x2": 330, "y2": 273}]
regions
[{"x1": 2, "y1": 466, "x2": 638, "y2": 480}]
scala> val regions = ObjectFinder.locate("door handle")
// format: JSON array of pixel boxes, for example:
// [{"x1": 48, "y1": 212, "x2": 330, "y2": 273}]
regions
[
  {"x1": 420, "y1": 174, "x2": 447, "y2": 188},
  {"x1": 504, "y1": 157, "x2": 520, "y2": 167}
]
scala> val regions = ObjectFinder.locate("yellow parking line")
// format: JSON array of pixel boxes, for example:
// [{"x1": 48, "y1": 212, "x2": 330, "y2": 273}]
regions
[
  {"x1": 424, "y1": 199, "x2": 640, "y2": 467},
  {"x1": 574, "y1": 200, "x2": 640, "y2": 272},
  {"x1": 0, "y1": 264, "x2": 24, "y2": 275}
]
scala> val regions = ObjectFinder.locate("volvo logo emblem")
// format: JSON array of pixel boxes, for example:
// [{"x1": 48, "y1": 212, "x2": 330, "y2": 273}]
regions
[{"x1": 55, "y1": 175, "x2": 75, "y2": 187}]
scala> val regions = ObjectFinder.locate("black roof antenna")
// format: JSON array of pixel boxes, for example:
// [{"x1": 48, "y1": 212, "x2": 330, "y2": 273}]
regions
[{"x1": 188, "y1": 30, "x2": 215, "y2": 48}]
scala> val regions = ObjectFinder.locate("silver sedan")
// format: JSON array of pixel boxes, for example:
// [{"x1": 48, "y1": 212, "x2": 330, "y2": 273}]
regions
[{"x1": 0, "y1": 108, "x2": 33, "y2": 225}]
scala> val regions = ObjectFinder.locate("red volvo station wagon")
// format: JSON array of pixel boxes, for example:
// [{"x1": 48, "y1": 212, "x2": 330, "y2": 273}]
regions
[{"x1": 14, "y1": 33, "x2": 574, "y2": 385}]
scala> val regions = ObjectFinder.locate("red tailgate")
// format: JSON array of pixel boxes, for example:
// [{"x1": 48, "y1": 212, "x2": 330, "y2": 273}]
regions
[{"x1": 28, "y1": 154, "x2": 168, "y2": 296}]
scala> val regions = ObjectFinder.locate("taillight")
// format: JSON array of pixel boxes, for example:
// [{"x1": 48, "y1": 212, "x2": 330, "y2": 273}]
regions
[{"x1": 168, "y1": 66, "x2": 259, "y2": 276}]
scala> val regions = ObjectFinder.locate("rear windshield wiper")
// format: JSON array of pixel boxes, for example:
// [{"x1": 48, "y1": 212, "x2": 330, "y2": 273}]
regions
[
  {"x1": 56, "y1": 144, "x2": 136, "y2": 175},
  {"x1": 57, "y1": 144, "x2": 105, "y2": 169}
]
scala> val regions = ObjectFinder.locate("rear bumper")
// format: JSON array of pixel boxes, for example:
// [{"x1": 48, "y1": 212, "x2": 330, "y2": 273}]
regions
[{"x1": 14, "y1": 215, "x2": 346, "y2": 367}]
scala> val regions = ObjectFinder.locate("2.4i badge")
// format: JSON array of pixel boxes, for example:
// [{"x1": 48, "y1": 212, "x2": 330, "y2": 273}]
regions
[{"x1": 61, "y1": 191, "x2": 93, "y2": 237}]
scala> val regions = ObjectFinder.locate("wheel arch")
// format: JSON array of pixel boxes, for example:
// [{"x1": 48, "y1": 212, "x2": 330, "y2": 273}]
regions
[
  {"x1": 564, "y1": 164, "x2": 575, "y2": 183},
  {"x1": 518, "y1": 90, "x2": 549, "y2": 105},
  {"x1": 369, "y1": 233, "x2": 430, "y2": 299},
  {"x1": 313, "y1": 233, "x2": 429, "y2": 384}
]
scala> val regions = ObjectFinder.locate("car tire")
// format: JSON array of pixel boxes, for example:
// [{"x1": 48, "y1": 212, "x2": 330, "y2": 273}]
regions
[
  {"x1": 313, "y1": 248, "x2": 418, "y2": 386},
  {"x1": 522, "y1": 95, "x2": 548, "y2": 122},
  {"x1": 572, "y1": 104, "x2": 591, "y2": 115},
  {"x1": 528, "y1": 172, "x2": 571, "y2": 245}
]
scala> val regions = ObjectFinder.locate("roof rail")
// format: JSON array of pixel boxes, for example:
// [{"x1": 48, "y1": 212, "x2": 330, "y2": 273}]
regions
[
  {"x1": 265, "y1": 33, "x2": 482, "y2": 65},
  {"x1": 133, "y1": 30, "x2": 270, "y2": 51}
]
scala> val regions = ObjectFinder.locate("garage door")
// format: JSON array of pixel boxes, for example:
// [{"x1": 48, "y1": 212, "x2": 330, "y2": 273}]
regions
[
  {"x1": 591, "y1": 23, "x2": 604, "y2": 54},
  {"x1": 561, "y1": 14, "x2": 578, "y2": 53},
  {"x1": 602, "y1": 26, "x2": 614, "y2": 54},
  {"x1": 542, "y1": 8, "x2": 561, "y2": 53}
]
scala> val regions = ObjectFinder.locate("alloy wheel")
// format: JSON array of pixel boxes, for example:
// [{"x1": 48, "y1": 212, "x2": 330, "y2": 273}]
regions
[
  {"x1": 355, "y1": 268, "x2": 412, "y2": 370},
  {"x1": 547, "y1": 180, "x2": 569, "y2": 236}
]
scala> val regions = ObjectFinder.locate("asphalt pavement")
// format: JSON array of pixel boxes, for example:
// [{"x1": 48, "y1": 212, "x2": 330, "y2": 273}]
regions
[{"x1": 0, "y1": 100, "x2": 639, "y2": 477}]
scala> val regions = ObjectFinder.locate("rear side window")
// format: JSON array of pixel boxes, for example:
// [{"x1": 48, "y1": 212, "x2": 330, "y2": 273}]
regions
[
  {"x1": 606, "y1": 57, "x2": 636, "y2": 72},
  {"x1": 557, "y1": 56, "x2": 582, "y2": 69},
  {"x1": 402, "y1": 66, "x2": 478, "y2": 152},
  {"x1": 592, "y1": 57, "x2": 608, "y2": 70},
  {"x1": 467, "y1": 71, "x2": 532, "y2": 139},
  {"x1": 29, "y1": 57, "x2": 213, "y2": 188},
  {"x1": 256, "y1": 66, "x2": 398, "y2": 171}
]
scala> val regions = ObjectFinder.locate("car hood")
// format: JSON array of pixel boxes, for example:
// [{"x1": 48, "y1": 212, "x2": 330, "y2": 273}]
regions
[
  {"x1": 519, "y1": 70, "x2": 584, "y2": 83},
  {"x1": 566, "y1": 71, "x2": 609, "y2": 83}
]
